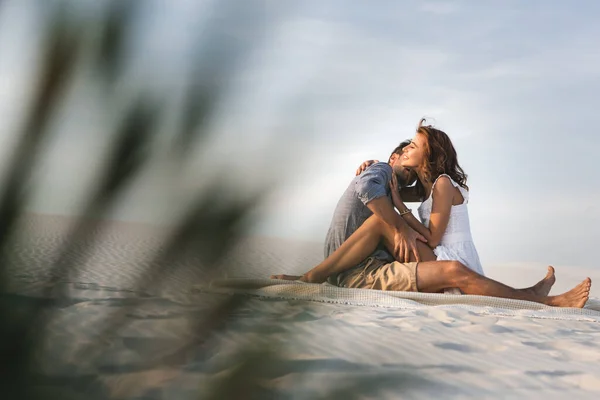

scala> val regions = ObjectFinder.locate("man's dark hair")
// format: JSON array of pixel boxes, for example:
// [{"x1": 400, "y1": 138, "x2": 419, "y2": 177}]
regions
[{"x1": 388, "y1": 139, "x2": 412, "y2": 162}]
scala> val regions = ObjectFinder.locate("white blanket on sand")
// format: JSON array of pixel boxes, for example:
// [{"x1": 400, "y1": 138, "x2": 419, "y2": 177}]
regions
[{"x1": 203, "y1": 278, "x2": 600, "y2": 323}]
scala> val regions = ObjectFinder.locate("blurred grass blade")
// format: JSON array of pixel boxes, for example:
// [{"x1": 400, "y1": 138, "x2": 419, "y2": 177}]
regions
[
  {"x1": 0, "y1": 2, "x2": 311, "y2": 399},
  {"x1": 47, "y1": 98, "x2": 160, "y2": 286},
  {"x1": 96, "y1": 0, "x2": 136, "y2": 84},
  {"x1": 173, "y1": 0, "x2": 264, "y2": 156},
  {"x1": 0, "y1": 9, "x2": 82, "y2": 399},
  {"x1": 0, "y1": 10, "x2": 80, "y2": 258},
  {"x1": 175, "y1": 82, "x2": 215, "y2": 156},
  {"x1": 80, "y1": 187, "x2": 266, "y2": 357}
]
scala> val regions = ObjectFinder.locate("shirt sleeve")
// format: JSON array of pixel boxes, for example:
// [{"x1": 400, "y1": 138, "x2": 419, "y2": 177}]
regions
[{"x1": 355, "y1": 163, "x2": 392, "y2": 205}]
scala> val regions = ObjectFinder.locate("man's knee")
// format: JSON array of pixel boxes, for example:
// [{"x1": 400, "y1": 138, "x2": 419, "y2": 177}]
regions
[
  {"x1": 370, "y1": 213, "x2": 386, "y2": 226},
  {"x1": 442, "y1": 261, "x2": 469, "y2": 286},
  {"x1": 367, "y1": 213, "x2": 388, "y2": 232}
]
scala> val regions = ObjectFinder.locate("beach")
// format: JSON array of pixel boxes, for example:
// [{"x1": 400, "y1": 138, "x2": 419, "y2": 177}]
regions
[{"x1": 4, "y1": 214, "x2": 600, "y2": 399}]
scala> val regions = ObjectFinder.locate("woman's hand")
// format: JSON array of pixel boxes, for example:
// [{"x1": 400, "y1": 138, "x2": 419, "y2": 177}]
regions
[{"x1": 355, "y1": 159, "x2": 379, "y2": 176}]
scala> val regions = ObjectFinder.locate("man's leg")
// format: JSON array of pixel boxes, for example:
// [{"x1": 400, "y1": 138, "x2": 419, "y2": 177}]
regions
[
  {"x1": 520, "y1": 266, "x2": 556, "y2": 296},
  {"x1": 272, "y1": 214, "x2": 420, "y2": 282},
  {"x1": 417, "y1": 261, "x2": 591, "y2": 308},
  {"x1": 271, "y1": 215, "x2": 384, "y2": 281}
]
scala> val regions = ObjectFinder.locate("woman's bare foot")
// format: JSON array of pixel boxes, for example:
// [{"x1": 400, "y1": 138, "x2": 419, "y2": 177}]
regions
[
  {"x1": 546, "y1": 278, "x2": 591, "y2": 308},
  {"x1": 525, "y1": 266, "x2": 556, "y2": 296}
]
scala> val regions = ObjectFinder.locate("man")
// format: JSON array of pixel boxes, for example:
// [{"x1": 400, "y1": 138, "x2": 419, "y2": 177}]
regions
[
  {"x1": 272, "y1": 141, "x2": 591, "y2": 308},
  {"x1": 320, "y1": 141, "x2": 426, "y2": 288}
]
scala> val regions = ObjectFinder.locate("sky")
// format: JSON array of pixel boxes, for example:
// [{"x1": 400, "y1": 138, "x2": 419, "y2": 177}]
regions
[{"x1": 0, "y1": 0, "x2": 599, "y2": 271}]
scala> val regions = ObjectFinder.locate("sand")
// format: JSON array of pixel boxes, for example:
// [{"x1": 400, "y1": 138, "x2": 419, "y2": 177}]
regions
[{"x1": 3, "y1": 214, "x2": 600, "y2": 399}]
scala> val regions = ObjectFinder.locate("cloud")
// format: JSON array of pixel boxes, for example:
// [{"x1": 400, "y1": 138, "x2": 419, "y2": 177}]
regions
[
  {"x1": 2, "y1": 1, "x2": 599, "y2": 270},
  {"x1": 420, "y1": 1, "x2": 458, "y2": 15}
]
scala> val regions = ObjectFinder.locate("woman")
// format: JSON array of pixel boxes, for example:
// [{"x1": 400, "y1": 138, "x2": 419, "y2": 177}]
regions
[{"x1": 389, "y1": 120, "x2": 482, "y2": 292}]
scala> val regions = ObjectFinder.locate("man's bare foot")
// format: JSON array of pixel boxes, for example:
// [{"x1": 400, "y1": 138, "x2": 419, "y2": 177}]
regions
[
  {"x1": 546, "y1": 278, "x2": 591, "y2": 308},
  {"x1": 525, "y1": 266, "x2": 556, "y2": 296},
  {"x1": 270, "y1": 274, "x2": 305, "y2": 281},
  {"x1": 270, "y1": 271, "x2": 329, "y2": 283}
]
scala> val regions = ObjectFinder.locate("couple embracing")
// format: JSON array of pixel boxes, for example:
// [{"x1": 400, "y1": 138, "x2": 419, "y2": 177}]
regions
[{"x1": 272, "y1": 119, "x2": 591, "y2": 308}]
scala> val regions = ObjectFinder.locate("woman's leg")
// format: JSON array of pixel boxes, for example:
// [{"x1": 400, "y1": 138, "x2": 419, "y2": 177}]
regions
[{"x1": 272, "y1": 214, "x2": 435, "y2": 282}]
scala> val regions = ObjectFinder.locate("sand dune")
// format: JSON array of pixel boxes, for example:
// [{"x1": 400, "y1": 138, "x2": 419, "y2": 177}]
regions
[{"x1": 3, "y1": 214, "x2": 600, "y2": 399}]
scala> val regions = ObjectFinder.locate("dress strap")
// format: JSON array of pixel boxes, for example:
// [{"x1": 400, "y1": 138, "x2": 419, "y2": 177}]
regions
[{"x1": 432, "y1": 174, "x2": 469, "y2": 203}]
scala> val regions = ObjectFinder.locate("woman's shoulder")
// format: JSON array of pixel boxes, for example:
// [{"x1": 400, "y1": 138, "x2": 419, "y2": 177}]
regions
[
  {"x1": 432, "y1": 174, "x2": 456, "y2": 192},
  {"x1": 432, "y1": 174, "x2": 469, "y2": 204}
]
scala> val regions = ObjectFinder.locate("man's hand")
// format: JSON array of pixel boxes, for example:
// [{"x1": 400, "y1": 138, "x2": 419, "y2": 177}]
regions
[
  {"x1": 355, "y1": 159, "x2": 379, "y2": 176},
  {"x1": 393, "y1": 225, "x2": 427, "y2": 262}
]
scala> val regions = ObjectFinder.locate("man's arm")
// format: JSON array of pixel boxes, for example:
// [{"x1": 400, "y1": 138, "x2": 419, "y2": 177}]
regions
[
  {"x1": 366, "y1": 196, "x2": 426, "y2": 262},
  {"x1": 356, "y1": 163, "x2": 426, "y2": 261},
  {"x1": 366, "y1": 196, "x2": 406, "y2": 231},
  {"x1": 356, "y1": 163, "x2": 406, "y2": 230},
  {"x1": 355, "y1": 160, "x2": 421, "y2": 202}
]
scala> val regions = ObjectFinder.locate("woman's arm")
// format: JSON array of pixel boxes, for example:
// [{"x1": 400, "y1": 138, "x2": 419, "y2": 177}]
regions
[
  {"x1": 391, "y1": 175, "x2": 454, "y2": 248},
  {"x1": 390, "y1": 178, "x2": 432, "y2": 242}
]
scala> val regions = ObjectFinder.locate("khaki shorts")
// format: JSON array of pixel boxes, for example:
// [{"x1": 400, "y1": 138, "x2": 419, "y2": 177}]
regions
[{"x1": 338, "y1": 257, "x2": 419, "y2": 292}]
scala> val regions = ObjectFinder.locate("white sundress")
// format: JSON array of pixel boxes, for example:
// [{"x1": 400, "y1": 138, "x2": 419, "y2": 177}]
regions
[{"x1": 417, "y1": 174, "x2": 484, "y2": 284}]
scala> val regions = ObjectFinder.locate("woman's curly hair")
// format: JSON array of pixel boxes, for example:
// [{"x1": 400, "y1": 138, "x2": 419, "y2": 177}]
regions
[{"x1": 414, "y1": 118, "x2": 468, "y2": 198}]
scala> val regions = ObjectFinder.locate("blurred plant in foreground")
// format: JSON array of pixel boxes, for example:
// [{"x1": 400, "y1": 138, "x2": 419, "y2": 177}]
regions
[
  {"x1": 0, "y1": 1, "x2": 279, "y2": 399},
  {"x1": 0, "y1": 1, "x2": 405, "y2": 399}
]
